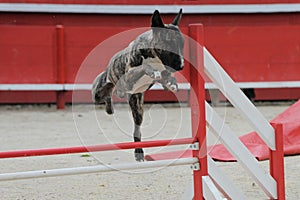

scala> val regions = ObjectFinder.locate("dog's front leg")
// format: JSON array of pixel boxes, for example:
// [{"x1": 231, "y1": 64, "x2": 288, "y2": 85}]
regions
[
  {"x1": 142, "y1": 64, "x2": 162, "y2": 80},
  {"x1": 164, "y1": 76, "x2": 178, "y2": 92},
  {"x1": 115, "y1": 66, "x2": 148, "y2": 98},
  {"x1": 128, "y1": 93, "x2": 145, "y2": 162},
  {"x1": 126, "y1": 64, "x2": 161, "y2": 83},
  {"x1": 115, "y1": 64, "x2": 161, "y2": 97}
]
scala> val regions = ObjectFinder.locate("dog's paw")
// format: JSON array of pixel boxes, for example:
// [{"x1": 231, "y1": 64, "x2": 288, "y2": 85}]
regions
[
  {"x1": 105, "y1": 98, "x2": 114, "y2": 115},
  {"x1": 134, "y1": 148, "x2": 144, "y2": 162},
  {"x1": 105, "y1": 105, "x2": 114, "y2": 115},
  {"x1": 166, "y1": 82, "x2": 178, "y2": 93},
  {"x1": 149, "y1": 71, "x2": 161, "y2": 80}
]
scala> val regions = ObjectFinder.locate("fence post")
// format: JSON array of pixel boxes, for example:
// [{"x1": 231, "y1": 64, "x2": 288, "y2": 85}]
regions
[
  {"x1": 56, "y1": 25, "x2": 66, "y2": 109},
  {"x1": 189, "y1": 24, "x2": 207, "y2": 200},
  {"x1": 270, "y1": 122, "x2": 285, "y2": 200}
]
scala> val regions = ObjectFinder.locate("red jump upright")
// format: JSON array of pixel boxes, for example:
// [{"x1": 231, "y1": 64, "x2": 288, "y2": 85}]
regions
[{"x1": 188, "y1": 24, "x2": 207, "y2": 200}]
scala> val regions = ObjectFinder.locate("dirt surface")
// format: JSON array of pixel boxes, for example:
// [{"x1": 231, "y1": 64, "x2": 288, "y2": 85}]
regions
[{"x1": 0, "y1": 102, "x2": 299, "y2": 199}]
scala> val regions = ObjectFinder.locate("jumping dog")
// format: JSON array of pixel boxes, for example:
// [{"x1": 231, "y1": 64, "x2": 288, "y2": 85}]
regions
[{"x1": 92, "y1": 9, "x2": 184, "y2": 161}]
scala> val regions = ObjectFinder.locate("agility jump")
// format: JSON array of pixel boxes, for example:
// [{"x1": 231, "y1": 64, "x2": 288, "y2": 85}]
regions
[{"x1": 0, "y1": 24, "x2": 285, "y2": 200}]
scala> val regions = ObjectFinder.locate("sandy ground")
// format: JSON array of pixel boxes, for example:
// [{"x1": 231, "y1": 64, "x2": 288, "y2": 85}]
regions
[{"x1": 0, "y1": 102, "x2": 299, "y2": 200}]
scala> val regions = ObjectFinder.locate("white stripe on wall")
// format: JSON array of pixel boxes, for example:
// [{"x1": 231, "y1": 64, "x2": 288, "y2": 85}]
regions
[
  {"x1": 0, "y1": 81, "x2": 300, "y2": 91},
  {"x1": 0, "y1": 3, "x2": 300, "y2": 14}
]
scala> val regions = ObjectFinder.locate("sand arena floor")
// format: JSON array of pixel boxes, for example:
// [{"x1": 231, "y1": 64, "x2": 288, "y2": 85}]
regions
[{"x1": 0, "y1": 102, "x2": 299, "y2": 199}]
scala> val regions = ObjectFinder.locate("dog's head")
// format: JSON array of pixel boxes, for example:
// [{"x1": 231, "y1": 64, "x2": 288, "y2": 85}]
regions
[{"x1": 151, "y1": 9, "x2": 184, "y2": 72}]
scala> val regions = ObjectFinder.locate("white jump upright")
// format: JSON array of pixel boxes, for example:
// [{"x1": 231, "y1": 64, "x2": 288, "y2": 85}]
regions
[
  {"x1": 204, "y1": 48, "x2": 276, "y2": 150},
  {"x1": 200, "y1": 48, "x2": 285, "y2": 199}
]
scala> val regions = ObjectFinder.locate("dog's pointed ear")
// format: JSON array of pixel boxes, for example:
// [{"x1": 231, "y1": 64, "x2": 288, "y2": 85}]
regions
[
  {"x1": 172, "y1": 9, "x2": 182, "y2": 26},
  {"x1": 151, "y1": 10, "x2": 164, "y2": 28}
]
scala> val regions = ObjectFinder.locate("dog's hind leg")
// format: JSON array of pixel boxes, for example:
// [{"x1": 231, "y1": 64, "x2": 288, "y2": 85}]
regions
[
  {"x1": 128, "y1": 93, "x2": 145, "y2": 162},
  {"x1": 92, "y1": 71, "x2": 115, "y2": 114}
]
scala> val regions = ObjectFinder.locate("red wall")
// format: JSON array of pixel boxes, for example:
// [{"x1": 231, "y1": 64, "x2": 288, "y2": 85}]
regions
[{"x1": 1, "y1": 5, "x2": 300, "y2": 103}]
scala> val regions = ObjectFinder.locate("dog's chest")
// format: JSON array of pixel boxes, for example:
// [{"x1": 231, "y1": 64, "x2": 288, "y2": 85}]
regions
[
  {"x1": 127, "y1": 57, "x2": 165, "y2": 94},
  {"x1": 142, "y1": 57, "x2": 165, "y2": 71}
]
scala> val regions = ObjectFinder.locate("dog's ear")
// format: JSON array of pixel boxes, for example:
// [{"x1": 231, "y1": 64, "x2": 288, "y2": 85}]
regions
[
  {"x1": 172, "y1": 9, "x2": 182, "y2": 26},
  {"x1": 151, "y1": 10, "x2": 164, "y2": 28}
]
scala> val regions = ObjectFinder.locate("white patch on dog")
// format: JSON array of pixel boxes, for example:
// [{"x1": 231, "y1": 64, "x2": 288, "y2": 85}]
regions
[
  {"x1": 127, "y1": 56, "x2": 166, "y2": 94},
  {"x1": 142, "y1": 56, "x2": 165, "y2": 71}
]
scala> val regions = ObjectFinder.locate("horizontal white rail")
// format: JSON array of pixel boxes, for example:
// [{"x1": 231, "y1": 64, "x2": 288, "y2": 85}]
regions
[
  {"x1": 206, "y1": 81, "x2": 300, "y2": 89},
  {"x1": 1, "y1": 81, "x2": 300, "y2": 91},
  {"x1": 0, "y1": 83, "x2": 187, "y2": 91},
  {"x1": 206, "y1": 102, "x2": 277, "y2": 199},
  {"x1": 232, "y1": 81, "x2": 300, "y2": 89},
  {"x1": 0, "y1": 84, "x2": 64, "y2": 91},
  {"x1": 1, "y1": 3, "x2": 300, "y2": 14},
  {"x1": 0, "y1": 84, "x2": 92, "y2": 91},
  {"x1": 204, "y1": 48, "x2": 275, "y2": 150},
  {"x1": 64, "y1": 84, "x2": 91, "y2": 90},
  {"x1": 0, "y1": 158, "x2": 197, "y2": 181}
]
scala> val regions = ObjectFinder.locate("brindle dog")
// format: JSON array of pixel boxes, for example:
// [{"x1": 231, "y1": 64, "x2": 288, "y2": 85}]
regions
[{"x1": 92, "y1": 9, "x2": 184, "y2": 161}]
